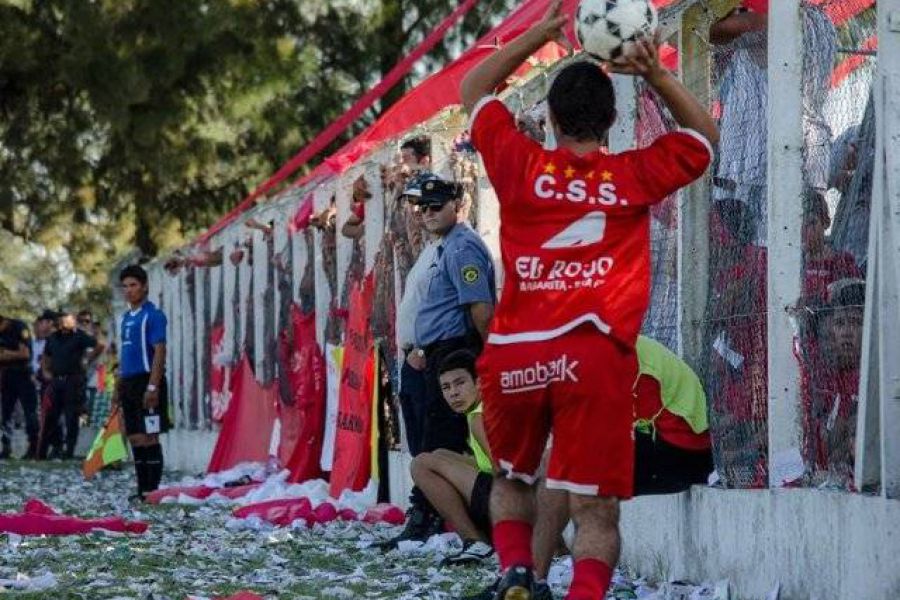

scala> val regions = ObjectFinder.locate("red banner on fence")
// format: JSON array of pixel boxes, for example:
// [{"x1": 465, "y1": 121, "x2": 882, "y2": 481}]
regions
[
  {"x1": 329, "y1": 274, "x2": 376, "y2": 497},
  {"x1": 280, "y1": 305, "x2": 327, "y2": 483},
  {"x1": 207, "y1": 356, "x2": 279, "y2": 473}
]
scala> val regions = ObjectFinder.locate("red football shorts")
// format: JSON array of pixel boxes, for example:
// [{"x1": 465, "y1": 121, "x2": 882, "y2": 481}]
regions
[{"x1": 478, "y1": 326, "x2": 638, "y2": 498}]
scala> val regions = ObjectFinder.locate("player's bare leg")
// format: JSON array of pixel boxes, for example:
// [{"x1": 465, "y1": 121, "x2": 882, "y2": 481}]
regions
[
  {"x1": 565, "y1": 495, "x2": 620, "y2": 599},
  {"x1": 533, "y1": 484, "x2": 569, "y2": 581}
]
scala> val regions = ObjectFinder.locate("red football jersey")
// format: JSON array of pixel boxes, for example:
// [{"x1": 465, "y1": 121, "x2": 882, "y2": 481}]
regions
[{"x1": 470, "y1": 97, "x2": 712, "y2": 346}]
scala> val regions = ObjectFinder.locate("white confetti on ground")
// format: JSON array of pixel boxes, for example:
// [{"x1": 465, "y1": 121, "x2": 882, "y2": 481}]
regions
[{"x1": 0, "y1": 461, "x2": 726, "y2": 599}]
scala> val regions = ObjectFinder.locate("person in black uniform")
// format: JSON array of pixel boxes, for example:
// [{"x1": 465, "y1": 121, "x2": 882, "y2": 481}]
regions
[
  {"x1": 0, "y1": 313, "x2": 39, "y2": 459},
  {"x1": 41, "y1": 310, "x2": 104, "y2": 459}
]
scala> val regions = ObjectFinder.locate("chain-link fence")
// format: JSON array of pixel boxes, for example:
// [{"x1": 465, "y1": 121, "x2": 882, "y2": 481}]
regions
[
  {"x1": 795, "y1": 0, "x2": 874, "y2": 489},
  {"x1": 637, "y1": 82, "x2": 681, "y2": 352},
  {"x1": 705, "y1": 5, "x2": 771, "y2": 488}
]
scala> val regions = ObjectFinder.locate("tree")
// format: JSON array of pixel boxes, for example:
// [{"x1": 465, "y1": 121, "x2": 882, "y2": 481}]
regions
[{"x1": 0, "y1": 0, "x2": 514, "y2": 318}]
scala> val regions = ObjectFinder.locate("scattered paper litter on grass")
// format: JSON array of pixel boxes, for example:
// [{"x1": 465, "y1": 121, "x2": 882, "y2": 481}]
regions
[
  {"x1": 0, "y1": 571, "x2": 58, "y2": 591},
  {"x1": 0, "y1": 461, "x2": 733, "y2": 599}
]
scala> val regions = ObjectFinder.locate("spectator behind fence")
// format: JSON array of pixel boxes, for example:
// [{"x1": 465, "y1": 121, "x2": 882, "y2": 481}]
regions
[
  {"x1": 801, "y1": 191, "x2": 861, "y2": 304},
  {"x1": 0, "y1": 313, "x2": 39, "y2": 459},
  {"x1": 114, "y1": 264, "x2": 169, "y2": 502},
  {"x1": 380, "y1": 174, "x2": 496, "y2": 550},
  {"x1": 711, "y1": 1, "x2": 836, "y2": 245},
  {"x1": 41, "y1": 310, "x2": 104, "y2": 459},
  {"x1": 383, "y1": 136, "x2": 433, "y2": 193},
  {"x1": 799, "y1": 278, "x2": 864, "y2": 488},
  {"x1": 708, "y1": 199, "x2": 768, "y2": 487},
  {"x1": 341, "y1": 175, "x2": 372, "y2": 240}
]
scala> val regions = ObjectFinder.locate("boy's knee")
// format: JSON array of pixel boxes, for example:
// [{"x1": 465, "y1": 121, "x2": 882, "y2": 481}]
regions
[
  {"x1": 431, "y1": 448, "x2": 459, "y2": 461},
  {"x1": 411, "y1": 452, "x2": 434, "y2": 475}
]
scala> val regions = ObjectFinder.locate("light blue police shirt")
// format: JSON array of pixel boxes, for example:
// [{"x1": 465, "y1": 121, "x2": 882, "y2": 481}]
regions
[{"x1": 414, "y1": 223, "x2": 496, "y2": 347}]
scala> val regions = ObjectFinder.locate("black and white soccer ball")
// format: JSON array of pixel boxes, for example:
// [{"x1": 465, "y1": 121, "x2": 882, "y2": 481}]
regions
[{"x1": 575, "y1": 0, "x2": 659, "y2": 62}]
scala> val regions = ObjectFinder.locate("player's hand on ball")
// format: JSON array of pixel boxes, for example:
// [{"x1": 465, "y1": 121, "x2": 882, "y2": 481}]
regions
[
  {"x1": 607, "y1": 32, "x2": 666, "y2": 83},
  {"x1": 535, "y1": 0, "x2": 569, "y2": 45}
]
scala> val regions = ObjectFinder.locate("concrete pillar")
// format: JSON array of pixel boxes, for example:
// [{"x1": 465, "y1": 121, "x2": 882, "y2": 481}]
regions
[
  {"x1": 608, "y1": 75, "x2": 636, "y2": 154},
  {"x1": 335, "y1": 169, "x2": 356, "y2": 304},
  {"x1": 364, "y1": 153, "x2": 388, "y2": 275},
  {"x1": 180, "y1": 268, "x2": 195, "y2": 428},
  {"x1": 766, "y1": 0, "x2": 806, "y2": 485},
  {"x1": 237, "y1": 229, "x2": 253, "y2": 358},
  {"x1": 874, "y1": 0, "x2": 900, "y2": 499},
  {"x1": 313, "y1": 183, "x2": 334, "y2": 347},
  {"x1": 222, "y1": 230, "x2": 238, "y2": 365},
  {"x1": 194, "y1": 264, "x2": 209, "y2": 429},
  {"x1": 252, "y1": 226, "x2": 270, "y2": 383},
  {"x1": 291, "y1": 198, "x2": 310, "y2": 305}
]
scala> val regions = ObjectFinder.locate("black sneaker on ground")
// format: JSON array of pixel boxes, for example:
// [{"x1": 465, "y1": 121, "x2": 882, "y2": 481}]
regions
[
  {"x1": 495, "y1": 565, "x2": 535, "y2": 600},
  {"x1": 441, "y1": 540, "x2": 494, "y2": 567},
  {"x1": 127, "y1": 492, "x2": 146, "y2": 504},
  {"x1": 533, "y1": 581, "x2": 554, "y2": 600},
  {"x1": 377, "y1": 505, "x2": 442, "y2": 551},
  {"x1": 20, "y1": 439, "x2": 38, "y2": 460}
]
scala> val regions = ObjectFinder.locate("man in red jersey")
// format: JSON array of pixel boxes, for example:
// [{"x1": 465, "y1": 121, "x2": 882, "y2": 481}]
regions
[{"x1": 459, "y1": 2, "x2": 718, "y2": 598}]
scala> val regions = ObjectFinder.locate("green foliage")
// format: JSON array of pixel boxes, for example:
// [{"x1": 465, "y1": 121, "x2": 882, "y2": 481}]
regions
[{"x1": 0, "y1": 0, "x2": 514, "y2": 319}]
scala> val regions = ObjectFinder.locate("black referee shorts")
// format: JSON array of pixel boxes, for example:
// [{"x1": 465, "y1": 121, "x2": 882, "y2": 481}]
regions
[{"x1": 120, "y1": 374, "x2": 170, "y2": 436}]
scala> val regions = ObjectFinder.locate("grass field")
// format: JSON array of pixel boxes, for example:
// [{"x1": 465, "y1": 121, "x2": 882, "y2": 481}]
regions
[{"x1": 0, "y1": 461, "x2": 719, "y2": 599}]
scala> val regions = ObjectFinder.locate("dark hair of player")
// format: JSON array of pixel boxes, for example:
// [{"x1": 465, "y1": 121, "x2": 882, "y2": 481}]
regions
[{"x1": 547, "y1": 61, "x2": 616, "y2": 142}]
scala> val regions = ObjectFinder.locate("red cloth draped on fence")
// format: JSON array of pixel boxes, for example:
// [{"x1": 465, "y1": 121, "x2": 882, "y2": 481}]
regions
[
  {"x1": 329, "y1": 274, "x2": 376, "y2": 497},
  {"x1": 279, "y1": 305, "x2": 327, "y2": 482},
  {"x1": 207, "y1": 356, "x2": 279, "y2": 473}
]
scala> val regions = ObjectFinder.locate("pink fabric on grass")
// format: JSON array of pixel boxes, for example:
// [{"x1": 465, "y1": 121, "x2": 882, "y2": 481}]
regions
[{"x1": 0, "y1": 499, "x2": 148, "y2": 536}]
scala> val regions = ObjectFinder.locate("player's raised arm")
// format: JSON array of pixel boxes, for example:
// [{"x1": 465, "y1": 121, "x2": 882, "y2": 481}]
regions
[
  {"x1": 460, "y1": 0, "x2": 568, "y2": 113},
  {"x1": 608, "y1": 36, "x2": 719, "y2": 145}
]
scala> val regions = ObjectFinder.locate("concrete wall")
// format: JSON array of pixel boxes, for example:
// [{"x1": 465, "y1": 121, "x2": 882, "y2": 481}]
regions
[
  {"x1": 160, "y1": 429, "x2": 218, "y2": 475},
  {"x1": 386, "y1": 449, "x2": 900, "y2": 600},
  {"x1": 621, "y1": 487, "x2": 900, "y2": 600}
]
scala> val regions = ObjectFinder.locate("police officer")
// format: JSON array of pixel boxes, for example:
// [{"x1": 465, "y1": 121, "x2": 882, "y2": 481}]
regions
[
  {"x1": 114, "y1": 264, "x2": 169, "y2": 501},
  {"x1": 42, "y1": 310, "x2": 104, "y2": 459},
  {"x1": 0, "y1": 313, "x2": 39, "y2": 459},
  {"x1": 384, "y1": 174, "x2": 496, "y2": 547}
]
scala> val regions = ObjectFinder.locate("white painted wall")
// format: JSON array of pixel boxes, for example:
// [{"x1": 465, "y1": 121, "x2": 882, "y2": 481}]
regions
[{"x1": 620, "y1": 487, "x2": 900, "y2": 600}]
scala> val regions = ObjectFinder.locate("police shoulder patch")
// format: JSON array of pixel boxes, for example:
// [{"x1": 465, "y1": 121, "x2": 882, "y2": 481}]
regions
[
  {"x1": 21, "y1": 328, "x2": 30, "y2": 340},
  {"x1": 461, "y1": 265, "x2": 480, "y2": 285}
]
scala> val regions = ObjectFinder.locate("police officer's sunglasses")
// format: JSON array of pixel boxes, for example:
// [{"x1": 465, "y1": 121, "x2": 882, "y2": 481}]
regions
[{"x1": 419, "y1": 201, "x2": 450, "y2": 214}]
